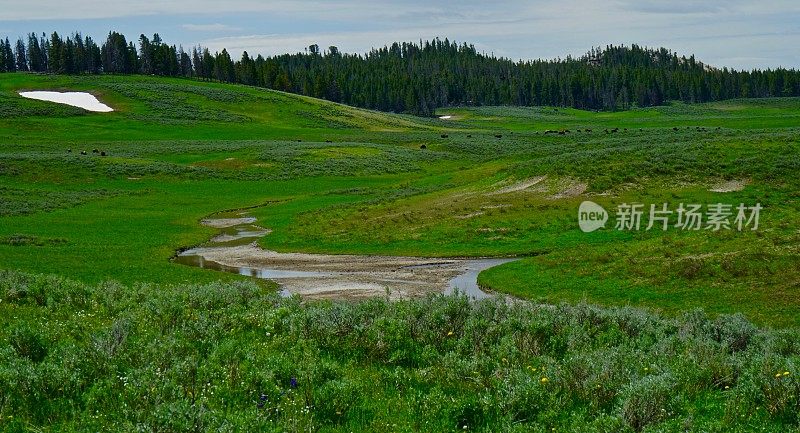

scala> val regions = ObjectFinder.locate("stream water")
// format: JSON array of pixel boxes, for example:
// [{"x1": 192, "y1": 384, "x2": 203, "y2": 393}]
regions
[{"x1": 174, "y1": 218, "x2": 516, "y2": 299}]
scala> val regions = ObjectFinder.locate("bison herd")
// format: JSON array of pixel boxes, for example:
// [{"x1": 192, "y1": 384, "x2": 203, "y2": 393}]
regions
[
  {"x1": 68, "y1": 148, "x2": 108, "y2": 156},
  {"x1": 427, "y1": 124, "x2": 722, "y2": 146}
]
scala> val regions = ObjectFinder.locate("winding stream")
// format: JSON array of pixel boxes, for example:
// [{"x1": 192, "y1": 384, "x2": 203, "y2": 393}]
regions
[{"x1": 174, "y1": 216, "x2": 516, "y2": 299}]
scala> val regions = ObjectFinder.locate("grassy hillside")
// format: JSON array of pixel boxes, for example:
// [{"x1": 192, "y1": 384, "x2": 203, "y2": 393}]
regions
[{"x1": 0, "y1": 73, "x2": 798, "y2": 327}]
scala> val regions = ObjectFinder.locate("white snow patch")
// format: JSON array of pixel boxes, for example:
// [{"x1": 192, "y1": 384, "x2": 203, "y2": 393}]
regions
[{"x1": 19, "y1": 91, "x2": 113, "y2": 112}]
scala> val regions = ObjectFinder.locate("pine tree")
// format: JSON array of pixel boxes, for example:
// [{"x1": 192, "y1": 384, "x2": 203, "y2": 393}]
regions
[
  {"x1": 0, "y1": 39, "x2": 7, "y2": 73},
  {"x1": 5, "y1": 38, "x2": 15, "y2": 72},
  {"x1": 48, "y1": 32, "x2": 63, "y2": 73},
  {"x1": 15, "y1": 39, "x2": 28, "y2": 71}
]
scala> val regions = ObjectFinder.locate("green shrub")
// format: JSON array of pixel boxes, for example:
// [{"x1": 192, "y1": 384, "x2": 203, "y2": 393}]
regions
[
  {"x1": 618, "y1": 373, "x2": 676, "y2": 431},
  {"x1": 9, "y1": 324, "x2": 48, "y2": 363}
]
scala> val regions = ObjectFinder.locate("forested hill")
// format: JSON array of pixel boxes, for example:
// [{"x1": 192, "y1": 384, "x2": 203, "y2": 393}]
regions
[{"x1": 1, "y1": 32, "x2": 799, "y2": 115}]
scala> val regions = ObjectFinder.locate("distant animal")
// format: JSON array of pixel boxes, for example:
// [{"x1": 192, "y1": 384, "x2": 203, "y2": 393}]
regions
[
  {"x1": 673, "y1": 127, "x2": 679, "y2": 131},
  {"x1": 80, "y1": 150, "x2": 87, "y2": 155},
  {"x1": 100, "y1": 151, "x2": 107, "y2": 156},
  {"x1": 576, "y1": 129, "x2": 582, "y2": 133},
  {"x1": 558, "y1": 130, "x2": 565, "y2": 135},
  {"x1": 623, "y1": 128, "x2": 628, "y2": 132},
  {"x1": 604, "y1": 129, "x2": 610, "y2": 134},
  {"x1": 544, "y1": 130, "x2": 556, "y2": 134},
  {"x1": 494, "y1": 134, "x2": 502, "y2": 138},
  {"x1": 466, "y1": 134, "x2": 472, "y2": 138},
  {"x1": 585, "y1": 128, "x2": 592, "y2": 133},
  {"x1": 420, "y1": 144, "x2": 427, "y2": 149},
  {"x1": 441, "y1": 134, "x2": 449, "y2": 138},
  {"x1": 296, "y1": 139, "x2": 302, "y2": 142},
  {"x1": 611, "y1": 128, "x2": 619, "y2": 133},
  {"x1": 325, "y1": 139, "x2": 332, "y2": 143},
  {"x1": 92, "y1": 148, "x2": 99, "y2": 153},
  {"x1": 66, "y1": 149, "x2": 72, "y2": 153}
]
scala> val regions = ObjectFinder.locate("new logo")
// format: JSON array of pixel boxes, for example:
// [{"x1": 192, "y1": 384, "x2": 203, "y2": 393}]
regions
[{"x1": 578, "y1": 201, "x2": 608, "y2": 232}]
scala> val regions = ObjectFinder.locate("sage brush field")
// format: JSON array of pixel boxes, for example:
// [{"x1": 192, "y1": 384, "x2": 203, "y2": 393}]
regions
[{"x1": 1, "y1": 272, "x2": 799, "y2": 432}]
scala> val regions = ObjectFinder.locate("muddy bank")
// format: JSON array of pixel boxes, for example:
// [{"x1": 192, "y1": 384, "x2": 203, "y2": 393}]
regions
[{"x1": 175, "y1": 216, "x2": 516, "y2": 300}]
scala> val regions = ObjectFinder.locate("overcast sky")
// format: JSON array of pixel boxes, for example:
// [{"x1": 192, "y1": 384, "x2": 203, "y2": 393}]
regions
[{"x1": 1, "y1": 0, "x2": 798, "y2": 70}]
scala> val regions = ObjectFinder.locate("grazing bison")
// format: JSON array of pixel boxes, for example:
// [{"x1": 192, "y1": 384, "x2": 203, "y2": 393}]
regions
[
  {"x1": 80, "y1": 150, "x2": 87, "y2": 155},
  {"x1": 325, "y1": 139, "x2": 332, "y2": 143},
  {"x1": 441, "y1": 134, "x2": 449, "y2": 138},
  {"x1": 67, "y1": 149, "x2": 72, "y2": 153},
  {"x1": 420, "y1": 144, "x2": 427, "y2": 149},
  {"x1": 466, "y1": 134, "x2": 472, "y2": 138},
  {"x1": 495, "y1": 134, "x2": 502, "y2": 138},
  {"x1": 100, "y1": 151, "x2": 107, "y2": 156},
  {"x1": 673, "y1": 127, "x2": 679, "y2": 131}
]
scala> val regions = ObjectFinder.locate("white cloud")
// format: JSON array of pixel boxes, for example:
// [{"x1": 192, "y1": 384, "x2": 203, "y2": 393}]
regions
[
  {"x1": 0, "y1": 0, "x2": 332, "y2": 20},
  {"x1": 0, "y1": 0, "x2": 491, "y2": 21},
  {"x1": 182, "y1": 23, "x2": 241, "y2": 32}
]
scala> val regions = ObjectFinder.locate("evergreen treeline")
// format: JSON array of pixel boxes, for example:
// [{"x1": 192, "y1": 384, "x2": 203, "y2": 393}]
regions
[{"x1": 2, "y1": 32, "x2": 799, "y2": 115}]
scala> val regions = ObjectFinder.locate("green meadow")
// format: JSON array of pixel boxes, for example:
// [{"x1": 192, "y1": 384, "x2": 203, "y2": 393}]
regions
[
  {"x1": 1, "y1": 73, "x2": 799, "y2": 432},
  {"x1": 1, "y1": 73, "x2": 798, "y2": 325}
]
